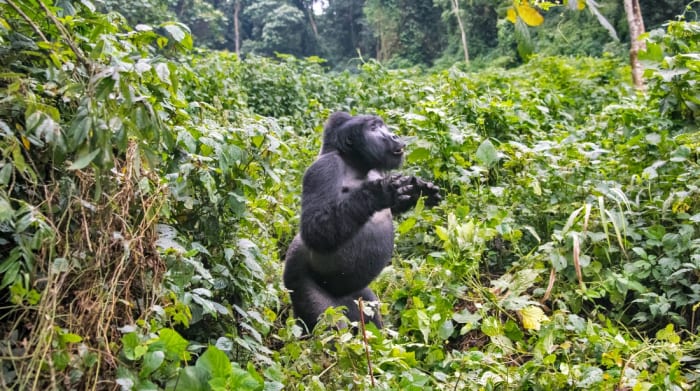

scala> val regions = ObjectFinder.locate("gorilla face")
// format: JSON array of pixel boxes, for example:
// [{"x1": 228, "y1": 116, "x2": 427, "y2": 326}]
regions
[
  {"x1": 358, "y1": 117, "x2": 405, "y2": 171},
  {"x1": 321, "y1": 112, "x2": 405, "y2": 172}
]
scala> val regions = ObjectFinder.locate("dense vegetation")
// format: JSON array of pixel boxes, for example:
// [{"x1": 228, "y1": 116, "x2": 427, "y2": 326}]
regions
[
  {"x1": 95, "y1": 0, "x2": 692, "y2": 69},
  {"x1": 1, "y1": 0, "x2": 700, "y2": 390}
]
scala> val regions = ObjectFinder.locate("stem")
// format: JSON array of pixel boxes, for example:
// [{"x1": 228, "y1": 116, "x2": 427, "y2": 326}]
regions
[
  {"x1": 6, "y1": 0, "x2": 50, "y2": 43},
  {"x1": 357, "y1": 298, "x2": 375, "y2": 387},
  {"x1": 36, "y1": 0, "x2": 91, "y2": 71}
]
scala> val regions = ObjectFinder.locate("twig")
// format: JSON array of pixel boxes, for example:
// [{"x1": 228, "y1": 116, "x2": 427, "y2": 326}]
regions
[
  {"x1": 357, "y1": 298, "x2": 376, "y2": 387},
  {"x1": 541, "y1": 268, "x2": 556, "y2": 303},
  {"x1": 5, "y1": 0, "x2": 50, "y2": 43},
  {"x1": 36, "y1": 0, "x2": 91, "y2": 70}
]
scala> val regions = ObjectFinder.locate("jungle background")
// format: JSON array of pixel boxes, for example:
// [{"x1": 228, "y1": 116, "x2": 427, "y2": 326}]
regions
[{"x1": 1, "y1": 0, "x2": 700, "y2": 389}]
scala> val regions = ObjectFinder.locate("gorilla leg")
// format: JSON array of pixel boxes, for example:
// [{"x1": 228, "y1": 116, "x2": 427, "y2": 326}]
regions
[{"x1": 289, "y1": 280, "x2": 383, "y2": 330}]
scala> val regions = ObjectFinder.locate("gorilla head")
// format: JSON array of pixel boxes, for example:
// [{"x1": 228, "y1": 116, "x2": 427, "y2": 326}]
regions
[{"x1": 320, "y1": 112, "x2": 405, "y2": 172}]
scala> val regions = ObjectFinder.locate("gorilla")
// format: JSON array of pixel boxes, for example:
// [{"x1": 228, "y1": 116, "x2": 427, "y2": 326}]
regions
[{"x1": 283, "y1": 111, "x2": 441, "y2": 331}]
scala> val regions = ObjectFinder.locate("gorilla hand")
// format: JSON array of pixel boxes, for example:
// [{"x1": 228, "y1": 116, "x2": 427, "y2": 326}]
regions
[
  {"x1": 389, "y1": 175, "x2": 441, "y2": 214},
  {"x1": 414, "y1": 177, "x2": 441, "y2": 207},
  {"x1": 369, "y1": 174, "x2": 416, "y2": 211}
]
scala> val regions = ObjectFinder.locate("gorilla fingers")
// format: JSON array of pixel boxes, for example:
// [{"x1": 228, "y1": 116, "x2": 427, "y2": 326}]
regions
[
  {"x1": 415, "y1": 177, "x2": 442, "y2": 206},
  {"x1": 390, "y1": 175, "x2": 442, "y2": 214}
]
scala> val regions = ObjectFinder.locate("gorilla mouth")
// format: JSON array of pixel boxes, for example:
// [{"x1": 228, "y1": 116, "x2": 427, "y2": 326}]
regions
[{"x1": 392, "y1": 147, "x2": 404, "y2": 156}]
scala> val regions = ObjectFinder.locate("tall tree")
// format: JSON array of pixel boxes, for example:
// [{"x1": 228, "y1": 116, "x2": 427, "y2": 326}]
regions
[
  {"x1": 243, "y1": 0, "x2": 307, "y2": 56},
  {"x1": 624, "y1": 0, "x2": 646, "y2": 89},
  {"x1": 365, "y1": 0, "x2": 399, "y2": 62},
  {"x1": 318, "y1": 0, "x2": 371, "y2": 65},
  {"x1": 450, "y1": 0, "x2": 469, "y2": 64},
  {"x1": 234, "y1": 0, "x2": 242, "y2": 55},
  {"x1": 396, "y1": 0, "x2": 446, "y2": 65}
]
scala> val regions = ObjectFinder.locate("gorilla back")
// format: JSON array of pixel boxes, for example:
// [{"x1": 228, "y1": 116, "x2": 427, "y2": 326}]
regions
[{"x1": 283, "y1": 112, "x2": 441, "y2": 331}]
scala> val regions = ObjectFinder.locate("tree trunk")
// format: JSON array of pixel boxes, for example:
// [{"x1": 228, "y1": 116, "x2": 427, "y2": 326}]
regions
[
  {"x1": 307, "y1": 3, "x2": 318, "y2": 37},
  {"x1": 451, "y1": 0, "x2": 469, "y2": 65},
  {"x1": 624, "y1": 0, "x2": 646, "y2": 90},
  {"x1": 233, "y1": 0, "x2": 241, "y2": 55}
]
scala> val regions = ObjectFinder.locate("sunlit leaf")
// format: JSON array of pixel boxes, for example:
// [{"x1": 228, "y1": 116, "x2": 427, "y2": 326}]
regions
[
  {"x1": 506, "y1": 7, "x2": 517, "y2": 24},
  {"x1": 656, "y1": 324, "x2": 680, "y2": 343},
  {"x1": 515, "y1": 3, "x2": 544, "y2": 27},
  {"x1": 518, "y1": 305, "x2": 548, "y2": 330}
]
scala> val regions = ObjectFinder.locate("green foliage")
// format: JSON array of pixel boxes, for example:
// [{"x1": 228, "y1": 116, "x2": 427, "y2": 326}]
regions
[
  {"x1": 643, "y1": 17, "x2": 700, "y2": 125},
  {"x1": 242, "y1": 1, "x2": 306, "y2": 57}
]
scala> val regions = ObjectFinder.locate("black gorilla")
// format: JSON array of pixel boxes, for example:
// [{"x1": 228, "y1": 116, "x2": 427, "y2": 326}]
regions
[{"x1": 283, "y1": 112, "x2": 441, "y2": 330}]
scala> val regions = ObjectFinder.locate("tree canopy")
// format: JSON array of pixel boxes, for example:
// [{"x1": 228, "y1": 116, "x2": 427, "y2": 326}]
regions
[{"x1": 99, "y1": 0, "x2": 693, "y2": 68}]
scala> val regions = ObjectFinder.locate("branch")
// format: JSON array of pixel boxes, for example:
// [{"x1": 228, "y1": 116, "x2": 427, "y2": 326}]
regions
[
  {"x1": 5, "y1": 0, "x2": 50, "y2": 43},
  {"x1": 36, "y1": 0, "x2": 92, "y2": 71},
  {"x1": 357, "y1": 298, "x2": 376, "y2": 387}
]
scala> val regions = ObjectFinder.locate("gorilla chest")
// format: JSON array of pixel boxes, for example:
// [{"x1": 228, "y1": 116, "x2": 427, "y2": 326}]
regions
[{"x1": 309, "y1": 209, "x2": 394, "y2": 294}]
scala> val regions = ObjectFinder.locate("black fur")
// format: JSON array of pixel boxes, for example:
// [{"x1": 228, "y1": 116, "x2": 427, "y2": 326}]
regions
[{"x1": 283, "y1": 112, "x2": 441, "y2": 331}]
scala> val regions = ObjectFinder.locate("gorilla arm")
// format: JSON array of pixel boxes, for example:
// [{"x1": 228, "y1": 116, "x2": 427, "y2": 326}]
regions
[{"x1": 299, "y1": 153, "x2": 411, "y2": 253}]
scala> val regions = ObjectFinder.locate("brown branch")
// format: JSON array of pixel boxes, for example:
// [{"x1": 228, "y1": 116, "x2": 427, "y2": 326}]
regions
[
  {"x1": 36, "y1": 0, "x2": 92, "y2": 71},
  {"x1": 541, "y1": 268, "x2": 556, "y2": 303},
  {"x1": 6, "y1": 0, "x2": 50, "y2": 43}
]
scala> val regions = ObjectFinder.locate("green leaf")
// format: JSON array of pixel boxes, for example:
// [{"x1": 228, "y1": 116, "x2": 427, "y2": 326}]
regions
[
  {"x1": 481, "y1": 317, "x2": 502, "y2": 337},
  {"x1": 166, "y1": 366, "x2": 209, "y2": 391},
  {"x1": 121, "y1": 332, "x2": 142, "y2": 361},
  {"x1": 407, "y1": 147, "x2": 430, "y2": 163},
  {"x1": 162, "y1": 23, "x2": 193, "y2": 50},
  {"x1": 156, "y1": 328, "x2": 190, "y2": 361},
  {"x1": 51, "y1": 258, "x2": 70, "y2": 273},
  {"x1": 68, "y1": 149, "x2": 100, "y2": 170},
  {"x1": 550, "y1": 251, "x2": 567, "y2": 271},
  {"x1": 475, "y1": 139, "x2": 499, "y2": 167},
  {"x1": 230, "y1": 363, "x2": 263, "y2": 391},
  {"x1": 0, "y1": 163, "x2": 12, "y2": 186},
  {"x1": 656, "y1": 324, "x2": 680, "y2": 343},
  {"x1": 438, "y1": 320, "x2": 454, "y2": 340},
  {"x1": 0, "y1": 195, "x2": 13, "y2": 222},
  {"x1": 397, "y1": 217, "x2": 416, "y2": 234},
  {"x1": 140, "y1": 351, "x2": 165, "y2": 378},
  {"x1": 196, "y1": 346, "x2": 232, "y2": 379},
  {"x1": 504, "y1": 319, "x2": 524, "y2": 341},
  {"x1": 514, "y1": 18, "x2": 534, "y2": 59},
  {"x1": 0, "y1": 261, "x2": 20, "y2": 290},
  {"x1": 59, "y1": 332, "x2": 83, "y2": 344},
  {"x1": 435, "y1": 226, "x2": 449, "y2": 241}
]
